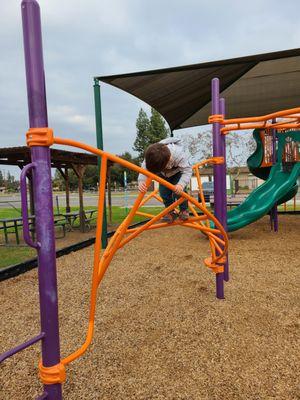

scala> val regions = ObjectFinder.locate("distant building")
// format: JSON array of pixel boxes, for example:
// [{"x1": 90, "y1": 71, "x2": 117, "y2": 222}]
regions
[{"x1": 190, "y1": 166, "x2": 264, "y2": 194}]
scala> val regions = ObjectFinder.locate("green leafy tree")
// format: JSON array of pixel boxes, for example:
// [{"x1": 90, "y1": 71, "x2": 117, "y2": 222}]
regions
[
  {"x1": 133, "y1": 107, "x2": 169, "y2": 163},
  {"x1": 53, "y1": 166, "x2": 99, "y2": 191},
  {"x1": 53, "y1": 152, "x2": 139, "y2": 191},
  {"x1": 133, "y1": 109, "x2": 150, "y2": 163},
  {"x1": 0, "y1": 170, "x2": 4, "y2": 186},
  {"x1": 83, "y1": 165, "x2": 98, "y2": 190},
  {"x1": 110, "y1": 152, "x2": 139, "y2": 187},
  {"x1": 149, "y1": 108, "x2": 169, "y2": 142}
]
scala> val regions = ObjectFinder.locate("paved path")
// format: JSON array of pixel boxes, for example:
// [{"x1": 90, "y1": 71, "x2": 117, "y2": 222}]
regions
[
  {"x1": 1, "y1": 192, "x2": 298, "y2": 210},
  {"x1": 0, "y1": 192, "x2": 161, "y2": 209}
]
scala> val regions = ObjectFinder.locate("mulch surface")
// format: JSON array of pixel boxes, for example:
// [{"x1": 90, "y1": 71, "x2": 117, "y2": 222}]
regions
[{"x1": 1, "y1": 215, "x2": 299, "y2": 400}]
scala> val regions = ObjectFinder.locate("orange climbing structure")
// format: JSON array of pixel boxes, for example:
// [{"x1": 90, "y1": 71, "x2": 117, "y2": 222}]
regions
[{"x1": 25, "y1": 128, "x2": 228, "y2": 374}]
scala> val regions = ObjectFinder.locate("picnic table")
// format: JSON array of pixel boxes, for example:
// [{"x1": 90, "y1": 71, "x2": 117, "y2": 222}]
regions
[
  {"x1": 62, "y1": 209, "x2": 98, "y2": 230},
  {"x1": 0, "y1": 214, "x2": 67, "y2": 245},
  {"x1": 0, "y1": 216, "x2": 25, "y2": 245},
  {"x1": 209, "y1": 194, "x2": 246, "y2": 209}
]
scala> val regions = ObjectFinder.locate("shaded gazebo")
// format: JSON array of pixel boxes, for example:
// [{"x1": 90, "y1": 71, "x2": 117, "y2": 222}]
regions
[{"x1": 0, "y1": 146, "x2": 98, "y2": 232}]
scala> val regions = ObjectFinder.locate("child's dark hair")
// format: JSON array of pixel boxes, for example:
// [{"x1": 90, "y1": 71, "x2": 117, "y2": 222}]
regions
[{"x1": 145, "y1": 143, "x2": 171, "y2": 173}]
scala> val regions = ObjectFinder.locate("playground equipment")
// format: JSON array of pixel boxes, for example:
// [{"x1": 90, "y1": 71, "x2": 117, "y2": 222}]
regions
[
  {"x1": 231, "y1": 128, "x2": 300, "y2": 231},
  {"x1": 0, "y1": 1, "x2": 228, "y2": 399},
  {"x1": 211, "y1": 112, "x2": 300, "y2": 232},
  {"x1": 1, "y1": 2, "x2": 299, "y2": 399}
]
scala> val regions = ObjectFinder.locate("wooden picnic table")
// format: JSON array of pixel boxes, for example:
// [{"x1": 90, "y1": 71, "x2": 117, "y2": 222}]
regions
[
  {"x1": 0, "y1": 216, "x2": 28, "y2": 245},
  {"x1": 61, "y1": 209, "x2": 98, "y2": 230},
  {"x1": 0, "y1": 214, "x2": 67, "y2": 245}
]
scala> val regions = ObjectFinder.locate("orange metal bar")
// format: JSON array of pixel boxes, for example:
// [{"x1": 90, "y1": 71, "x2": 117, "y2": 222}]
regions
[
  {"x1": 139, "y1": 188, "x2": 160, "y2": 207},
  {"x1": 153, "y1": 194, "x2": 163, "y2": 202},
  {"x1": 98, "y1": 178, "x2": 153, "y2": 276},
  {"x1": 192, "y1": 158, "x2": 220, "y2": 258},
  {"x1": 119, "y1": 197, "x2": 186, "y2": 249},
  {"x1": 222, "y1": 122, "x2": 300, "y2": 134},
  {"x1": 222, "y1": 107, "x2": 300, "y2": 125},
  {"x1": 61, "y1": 156, "x2": 108, "y2": 365},
  {"x1": 52, "y1": 136, "x2": 229, "y2": 368},
  {"x1": 135, "y1": 210, "x2": 157, "y2": 218},
  {"x1": 207, "y1": 106, "x2": 300, "y2": 134}
]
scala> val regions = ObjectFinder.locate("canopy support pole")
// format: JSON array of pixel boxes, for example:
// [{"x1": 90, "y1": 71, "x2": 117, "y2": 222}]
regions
[{"x1": 94, "y1": 78, "x2": 108, "y2": 248}]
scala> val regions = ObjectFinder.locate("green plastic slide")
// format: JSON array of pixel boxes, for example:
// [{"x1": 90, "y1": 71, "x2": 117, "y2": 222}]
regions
[{"x1": 227, "y1": 130, "x2": 300, "y2": 232}]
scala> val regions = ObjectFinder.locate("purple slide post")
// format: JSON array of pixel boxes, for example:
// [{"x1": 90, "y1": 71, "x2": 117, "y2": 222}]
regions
[
  {"x1": 219, "y1": 98, "x2": 229, "y2": 281},
  {"x1": 272, "y1": 120, "x2": 279, "y2": 232},
  {"x1": 21, "y1": 1, "x2": 63, "y2": 399},
  {"x1": 212, "y1": 78, "x2": 225, "y2": 299}
]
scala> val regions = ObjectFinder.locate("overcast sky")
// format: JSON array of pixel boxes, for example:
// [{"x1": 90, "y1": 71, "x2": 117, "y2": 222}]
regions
[{"x1": 1, "y1": 0, "x2": 300, "y2": 175}]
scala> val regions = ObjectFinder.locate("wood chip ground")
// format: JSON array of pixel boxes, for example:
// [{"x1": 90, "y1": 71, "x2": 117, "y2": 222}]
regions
[{"x1": 1, "y1": 215, "x2": 299, "y2": 400}]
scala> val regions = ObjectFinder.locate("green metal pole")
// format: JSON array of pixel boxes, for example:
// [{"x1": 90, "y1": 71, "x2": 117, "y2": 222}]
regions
[{"x1": 93, "y1": 78, "x2": 108, "y2": 248}]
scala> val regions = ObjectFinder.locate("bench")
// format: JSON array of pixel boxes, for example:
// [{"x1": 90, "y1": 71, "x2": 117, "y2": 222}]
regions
[
  {"x1": 61, "y1": 209, "x2": 98, "y2": 231},
  {"x1": 0, "y1": 217, "x2": 24, "y2": 245},
  {"x1": 209, "y1": 194, "x2": 246, "y2": 209},
  {"x1": 0, "y1": 215, "x2": 66, "y2": 245}
]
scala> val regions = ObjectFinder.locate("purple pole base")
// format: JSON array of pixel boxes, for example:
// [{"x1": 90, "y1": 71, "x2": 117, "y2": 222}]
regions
[
  {"x1": 216, "y1": 273, "x2": 225, "y2": 299},
  {"x1": 36, "y1": 393, "x2": 48, "y2": 400},
  {"x1": 223, "y1": 257, "x2": 229, "y2": 282},
  {"x1": 273, "y1": 204, "x2": 279, "y2": 232}
]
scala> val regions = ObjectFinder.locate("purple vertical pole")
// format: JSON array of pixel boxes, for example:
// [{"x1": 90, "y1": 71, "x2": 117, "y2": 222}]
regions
[
  {"x1": 21, "y1": 1, "x2": 63, "y2": 399},
  {"x1": 219, "y1": 98, "x2": 229, "y2": 281},
  {"x1": 212, "y1": 78, "x2": 224, "y2": 299},
  {"x1": 271, "y1": 120, "x2": 278, "y2": 232}
]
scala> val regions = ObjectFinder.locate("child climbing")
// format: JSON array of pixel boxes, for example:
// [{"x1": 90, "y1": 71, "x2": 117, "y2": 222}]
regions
[{"x1": 138, "y1": 137, "x2": 192, "y2": 223}]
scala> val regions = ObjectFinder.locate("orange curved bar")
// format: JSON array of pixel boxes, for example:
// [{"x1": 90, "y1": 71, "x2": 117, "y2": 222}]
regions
[
  {"x1": 53, "y1": 136, "x2": 228, "y2": 367},
  {"x1": 222, "y1": 107, "x2": 300, "y2": 125},
  {"x1": 207, "y1": 106, "x2": 300, "y2": 134},
  {"x1": 54, "y1": 135, "x2": 228, "y2": 263},
  {"x1": 221, "y1": 122, "x2": 300, "y2": 134}
]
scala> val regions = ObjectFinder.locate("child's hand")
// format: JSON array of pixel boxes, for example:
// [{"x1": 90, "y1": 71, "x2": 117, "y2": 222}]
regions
[
  {"x1": 138, "y1": 182, "x2": 148, "y2": 193},
  {"x1": 174, "y1": 184, "x2": 183, "y2": 195}
]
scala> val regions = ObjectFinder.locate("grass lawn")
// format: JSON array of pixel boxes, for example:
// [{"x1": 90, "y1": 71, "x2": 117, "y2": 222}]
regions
[
  {"x1": 0, "y1": 247, "x2": 35, "y2": 268},
  {"x1": 0, "y1": 205, "x2": 164, "y2": 269},
  {"x1": 0, "y1": 201, "x2": 298, "y2": 269}
]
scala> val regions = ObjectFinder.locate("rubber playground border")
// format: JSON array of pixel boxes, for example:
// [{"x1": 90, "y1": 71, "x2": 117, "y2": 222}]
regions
[{"x1": 0, "y1": 220, "x2": 149, "y2": 282}]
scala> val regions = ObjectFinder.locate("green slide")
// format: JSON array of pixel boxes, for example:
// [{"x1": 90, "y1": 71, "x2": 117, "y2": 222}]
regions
[{"x1": 227, "y1": 130, "x2": 300, "y2": 232}]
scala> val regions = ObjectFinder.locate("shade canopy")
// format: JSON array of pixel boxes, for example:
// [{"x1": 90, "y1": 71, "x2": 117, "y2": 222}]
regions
[
  {"x1": 0, "y1": 147, "x2": 97, "y2": 168},
  {"x1": 97, "y1": 48, "x2": 300, "y2": 131}
]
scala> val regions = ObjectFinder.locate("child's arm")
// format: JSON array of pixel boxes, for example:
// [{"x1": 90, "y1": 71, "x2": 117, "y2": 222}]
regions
[
  {"x1": 177, "y1": 156, "x2": 192, "y2": 190},
  {"x1": 138, "y1": 160, "x2": 148, "y2": 192}
]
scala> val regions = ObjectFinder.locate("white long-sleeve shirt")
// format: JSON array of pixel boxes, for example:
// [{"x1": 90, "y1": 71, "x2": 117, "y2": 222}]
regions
[{"x1": 138, "y1": 137, "x2": 192, "y2": 188}]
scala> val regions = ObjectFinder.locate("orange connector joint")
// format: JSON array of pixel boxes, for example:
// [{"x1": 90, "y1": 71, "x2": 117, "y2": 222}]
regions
[
  {"x1": 26, "y1": 127, "x2": 54, "y2": 147},
  {"x1": 39, "y1": 361, "x2": 66, "y2": 385},
  {"x1": 204, "y1": 257, "x2": 225, "y2": 274},
  {"x1": 208, "y1": 114, "x2": 224, "y2": 124},
  {"x1": 211, "y1": 157, "x2": 224, "y2": 165}
]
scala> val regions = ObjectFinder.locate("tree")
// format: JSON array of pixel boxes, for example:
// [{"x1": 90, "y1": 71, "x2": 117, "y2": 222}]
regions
[
  {"x1": 110, "y1": 152, "x2": 139, "y2": 187},
  {"x1": 133, "y1": 109, "x2": 150, "y2": 163},
  {"x1": 0, "y1": 170, "x2": 3, "y2": 186},
  {"x1": 83, "y1": 165, "x2": 98, "y2": 190},
  {"x1": 179, "y1": 129, "x2": 256, "y2": 167},
  {"x1": 149, "y1": 108, "x2": 169, "y2": 142},
  {"x1": 133, "y1": 107, "x2": 169, "y2": 162},
  {"x1": 53, "y1": 166, "x2": 99, "y2": 191}
]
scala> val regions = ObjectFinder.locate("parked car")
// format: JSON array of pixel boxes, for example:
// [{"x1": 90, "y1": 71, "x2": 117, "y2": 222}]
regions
[{"x1": 198, "y1": 181, "x2": 214, "y2": 203}]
